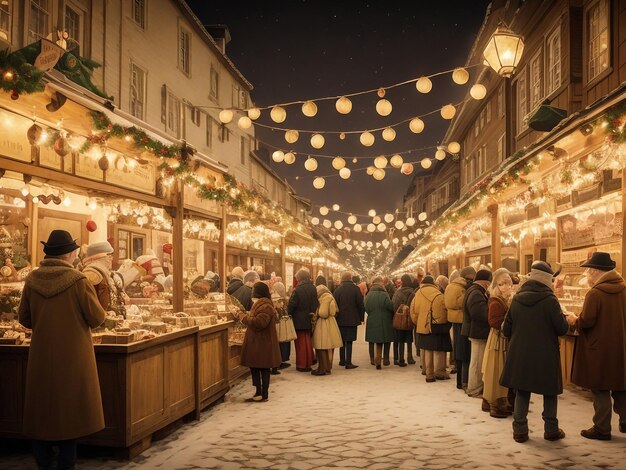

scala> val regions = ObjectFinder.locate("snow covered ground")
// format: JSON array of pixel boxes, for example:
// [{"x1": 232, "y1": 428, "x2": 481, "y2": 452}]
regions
[{"x1": 2, "y1": 330, "x2": 625, "y2": 469}]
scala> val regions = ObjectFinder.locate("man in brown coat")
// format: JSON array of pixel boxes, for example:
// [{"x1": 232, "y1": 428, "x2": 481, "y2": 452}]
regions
[
  {"x1": 566, "y1": 252, "x2": 626, "y2": 440},
  {"x1": 18, "y1": 230, "x2": 106, "y2": 470}
]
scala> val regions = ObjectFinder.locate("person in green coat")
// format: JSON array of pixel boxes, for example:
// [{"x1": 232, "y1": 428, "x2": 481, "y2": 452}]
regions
[{"x1": 365, "y1": 277, "x2": 395, "y2": 369}]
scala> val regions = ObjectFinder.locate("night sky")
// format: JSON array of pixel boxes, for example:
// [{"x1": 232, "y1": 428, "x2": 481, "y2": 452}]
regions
[{"x1": 187, "y1": 1, "x2": 491, "y2": 223}]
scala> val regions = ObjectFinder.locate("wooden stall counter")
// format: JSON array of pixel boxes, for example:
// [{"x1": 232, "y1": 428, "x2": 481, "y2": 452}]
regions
[{"x1": 0, "y1": 323, "x2": 232, "y2": 458}]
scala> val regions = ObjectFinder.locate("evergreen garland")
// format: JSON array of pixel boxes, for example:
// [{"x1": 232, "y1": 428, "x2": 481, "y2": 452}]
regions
[{"x1": 0, "y1": 50, "x2": 45, "y2": 95}]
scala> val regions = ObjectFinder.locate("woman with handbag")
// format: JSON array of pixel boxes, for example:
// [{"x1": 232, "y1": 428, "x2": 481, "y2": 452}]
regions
[
  {"x1": 238, "y1": 282, "x2": 282, "y2": 402},
  {"x1": 482, "y1": 268, "x2": 514, "y2": 418},
  {"x1": 391, "y1": 274, "x2": 416, "y2": 367},
  {"x1": 311, "y1": 284, "x2": 343, "y2": 375},
  {"x1": 271, "y1": 282, "x2": 295, "y2": 375},
  {"x1": 410, "y1": 276, "x2": 452, "y2": 382}
]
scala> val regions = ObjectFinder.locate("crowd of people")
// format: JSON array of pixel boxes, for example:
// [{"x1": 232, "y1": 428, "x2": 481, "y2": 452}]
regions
[{"x1": 235, "y1": 253, "x2": 626, "y2": 445}]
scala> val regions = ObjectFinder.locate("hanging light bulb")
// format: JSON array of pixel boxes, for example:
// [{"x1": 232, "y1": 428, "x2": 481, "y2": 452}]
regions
[
  {"x1": 311, "y1": 217, "x2": 320, "y2": 225},
  {"x1": 409, "y1": 118, "x2": 425, "y2": 133},
  {"x1": 368, "y1": 209, "x2": 377, "y2": 217},
  {"x1": 376, "y1": 99, "x2": 392, "y2": 116},
  {"x1": 247, "y1": 108, "x2": 261, "y2": 120},
  {"x1": 395, "y1": 221, "x2": 405, "y2": 230},
  {"x1": 367, "y1": 223, "x2": 376, "y2": 233},
  {"x1": 334, "y1": 220, "x2": 344, "y2": 229},
  {"x1": 304, "y1": 157, "x2": 318, "y2": 171},
  {"x1": 339, "y1": 167, "x2": 351, "y2": 179},
  {"x1": 366, "y1": 166, "x2": 375, "y2": 175},
  {"x1": 354, "y1": 224, "x2": 362, "y2": 232},
  {"x1": 218, "y1": 109, "x2": 234, "y2": 124},
  {"x1": 284, "y1": 152, "x2": 296, "y2": 164},
  {"x1": 374, "y1": 156, "x2": 388, "y2": 169},
  {"x1": 313, "y1": 177, "x2": 326, "y2": 189},
  {"x1": 441, "y1": 104, "x2": 456, "y2": 120},
  {"x1": 360, "y1": 131, "x2": 375, "y2": 147},
  {"x1": 421, "y1": 158, "x2": 432, "y2": 169},
  {"x1": 332, "y1": 156, "x2": 346, "y2": 170},
  {"x1": 352, "y1": 157, "x2": 358, "y2": 163},
  {"x1": 285, "y1": 129, "x2": 299, "y2": 143},
  {"x1": 20, "y1": 185, "x2": 30, "y2": 197},
  {"x1": 415, "y1": 76, "x2": 432, "y2": 93},
  {"x1": 63, "y1": 196, "x2": 71, "y2": 207},
  {"x1": 310, "y1": 133, "x2": 325, "y2": 149},
  {"x1": 272, "y1": 150, "x2": 285, "y2": 163},
  {"x1": 348, "y1": 215, "x2": 357, "y2": 224},
  {"x1": 332, "y1": 204, "x2": 340, "y2": 211},
  {"x1": 302, "y1": 101, "x2": 318, "y2": 117},
  {"x1": 384, "y1": 213, "x2": 394, "y2": 223},
  {"x1": 237, "y1": 116, "x2": 252, "y2": 130},
  {"x1": 418, "y1": 212, "x2": 428, "y2": 221},
  {"x1": 377, "y1": 223, "x2": 386, "y2": 232},
  {"x1": 382, "y1": 127, "x2": 396, "y2": 141},
  {"x1": 336, "y1": 96, "x2": 352, "y2": 114},
  {"x1": 406, "y1": 217, "x2": 416, "y2": 226},
  {"x1": 270, "y1": 106, "x2": 287, "y2": 123},
  {"x1": 323, "y1": 219, "x2": 332, "y2": 228},
  {"x1": 320, "y1": 206, "x2": 329, "y2": 215},
  {"x1": 447, "y1": 141, "x2": 461, "y2": 153},
  {"x1": 470, "y1": 84, "x2": 487, "y2": 100},
  {"x1": 435, "y1": 148, "x2": 447, "y2": 160},
  {"x1": 88, "y1": 199, "x2": 98, "y2": 210},
  {"x1": 390, "y1": 154, "x2": 403, "y2": 168},
  {"x1": 372, "y1": 168, "x2": 386, "y2": 180},
  {"x1": 452, "y1": 67, "x2": 470, "y2": 84}
]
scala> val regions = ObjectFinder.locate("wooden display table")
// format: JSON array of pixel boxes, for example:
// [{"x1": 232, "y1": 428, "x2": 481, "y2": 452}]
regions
[{"x1": 0, "y1": 323, "x2": 231, "y2": 458}]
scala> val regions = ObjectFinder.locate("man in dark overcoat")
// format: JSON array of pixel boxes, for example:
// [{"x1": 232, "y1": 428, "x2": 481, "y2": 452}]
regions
[
  {"x1": 566, "y1": 252, "x2": 626, "y2": 440},
  {"x1": 333, "y1": 270, "x2": 365, "y2": 369},
  {"x1": 500, "y1": 261, "x2": 569, "y2": 443},
  {"x1": 287, "y1": 268, "x2": 319, "y2": 371}
]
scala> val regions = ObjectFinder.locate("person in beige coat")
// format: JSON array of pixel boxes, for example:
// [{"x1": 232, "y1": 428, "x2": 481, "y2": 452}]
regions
[
  {"x1": 312, "y1": 284, "x2": 343, "y2": 375},
  {"x1": 410, "y1": 276, "x2": 451, "y2": 382},
  {"x1": 18, "y1": 230, "x2": 107, "y2": 470}
]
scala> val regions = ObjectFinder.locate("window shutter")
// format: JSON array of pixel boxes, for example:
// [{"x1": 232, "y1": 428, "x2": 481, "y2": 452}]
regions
[{"x1": 161, "y1": 85, "x2": 167, "y2": 124}]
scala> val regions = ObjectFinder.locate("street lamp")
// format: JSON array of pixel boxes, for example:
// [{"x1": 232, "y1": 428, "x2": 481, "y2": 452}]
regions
[{"x1": 482, "y1": 23, "x2": 524, "y2": 77}]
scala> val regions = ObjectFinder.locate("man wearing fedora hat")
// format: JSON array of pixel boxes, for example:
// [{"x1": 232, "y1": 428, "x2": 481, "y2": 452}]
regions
[
  {"x1": 566, "y1": 252, "x2": 626, "y2": 440},
  {"x1": 18, "y1": 230, "x2": 107, "y2": 470}
]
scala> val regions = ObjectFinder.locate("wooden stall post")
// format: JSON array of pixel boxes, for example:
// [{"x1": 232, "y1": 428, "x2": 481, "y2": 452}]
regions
[
  {"x1": 622, "y1": 169, "x2": 626, "y2": 272},
  {"x1": 171, "y1": 179, "x2": 184, "y2": 313},
  {"x1": 280, "y1": 236, "x2": 286, "y2": 280},
  {"x1": 489, "y1": 203, "x2": 501, "y2": 269},
  {"x1": 219, "y1": 204, "x2": 227, "y2": 292}
]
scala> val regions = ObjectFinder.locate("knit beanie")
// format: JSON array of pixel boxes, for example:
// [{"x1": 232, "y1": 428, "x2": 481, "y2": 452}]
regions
[
  {"x1": 475, "y1": 269, "x2": 492, "y2": 282},
  {"x1": 422, "y1": 275, "x2": 435, "y2": 285},
  {"x1": 231, "y1": 266, "x2": 245, "y2": 279},
  {"x1": 252, "y1": 281, "x2": 271, "y2": 300},
  {"x1": 243, "y1": 270, "x2": 260, "y2": 285},
  {"x1": 529, "y1": 261, "x2": 554, "y2": 287},
  {"x1": 460, "y1": 266, "x2": 477, "y2": 279},
  {"x1": 272, "y1": 281, "x2": 286, "y2": 298}
]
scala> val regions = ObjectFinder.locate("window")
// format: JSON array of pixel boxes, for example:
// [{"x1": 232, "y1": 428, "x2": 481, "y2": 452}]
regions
[
  {"x1": 166, "y1": 91, "x2": 181, "y2": 137},
  {"x1": 132, "y1": 0, "x2": 146, "y2": 29},
  {"x1": 529, "y1": 49, "x2": 543, "y2": 110},
  {"x1": 516, "y1": 66, "x2": 528, "y2": 134},
  {"x1": 497, "y1": 134, "x2": 506, "y2": 162},
  {"x1": 486, "y1": 101, "x2": 492, "y2": 124},
  {"x1": 64, "y1": 3, "x2": 83, "y2": 51},
  {"x1": 130, "y1": 62, "x2": 146, "y2": 120},
  {"x1": 232, "y1": 84, "x2": 248, "y2": 109},
  {"x1": 587, "y1": 0, "x2": 609, "y2": 81},
  {"x1": 0, "y1": 0, "x2": 11, "y2": 42},
  {"x1": 179, "y1": 26, "x2": 191, "y2": 75},
  {"x1": 546, "y1": 26, "x2": 561, "y2": 95},
  {"x1": 478, "y1": 145, "x2": 487, "y2": 175},
  {"x1": 189, "y1": 105, "x2": 200, "y2": 126},
  {"x1": 209, "y1": 65, "x2": 219, "y2": 100},
  {"x1": 28, "y1": 0, "x2": 50, "y2": 43},
  {"x1": 206, "y1": 115, "x2": 214, "y2": 148},
  {"x1": 497, "y1": 84, "x2": 504, "y2": 117}
]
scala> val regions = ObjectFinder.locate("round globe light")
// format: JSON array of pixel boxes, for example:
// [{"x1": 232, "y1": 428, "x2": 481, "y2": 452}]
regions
[
  {"x1": 366, "y1": 166, "x2": 375, "y2": 175},
  {"x1": 332, "y1": 156, "x2": 346, "y2": 170},
  {"x1": 377, "y1": 223, "x2": 386, "y2": 232},
  {"x1": 354, "y1": 224, "x2": 362, "y2": 232},
  {"x1": 310, "y1": 133, "x2": 325, "y2": 149},
  {"x1": 372, "y1": 168, "x2": 386, "y2": 180},
  {"x1": 441, "y1": 104, "x2": 456, "y2": 120},
  {"x1": 270, "y1": 106, "x2": 287, "y2": 123},
  {"x1": 348, "y1": 215, "x2": 357, "y2": 224},
  {"x1": 323, "y1": 219, "x2": 332, "y2": 228},
  {"x1": 336, "y1": 96, "x2": 353, "y2": 114},
  {"x1": 367, "y1": 223, "x2": 376, "y2": 233},
  {"x1": 421, "y1": 158, "x2": 433, "y2": 169},
  {"x1": 360, "y1": 131, "x2": 375, "y2": 147},
  {"x1": 376, "y1": 99, "x2": 392, "y2": 116},
  {"x1": 452, "y1": 67, "x2": 470, "y2": 85},
  {"x1": 272, "y1": 150, "x2": 285, "y2": 163},
  {"x1": 337, "y1": 242, "x2": 346, "y2": 249},
  {"x1": 285, "y1": 129, "x2": 300, "y2": 143},
  {"x1": 346, "y1": 245, "x2": 353, "y2": 251},
  {"x1": 339, "y1": 167, "x2": 351, "y2": 179},
  {"x1": 284, "y1": 152, "x2": 296, "y2": 164},
  {"x1": 382, "y1": 127, "x2": 396, "y2": 141},
  {"x1": 395, "y1": 221, "x2": 405, "y2": 230},
  {"x1": 311, "y1": 217, "x2": 319, "y2": 225},
  {"x1": 409, "y1": 118, "x2": 425, "y2": 133},
  {"x1": 332, "y1": 204, "x2": 340, "y2": 211},
  {"x1": 368, "y1": 209, "x2": 377, "y2": 217},
  {"x1": 401, "y1": 163, "x2": 414, "y2": 175},
  {"x1": 418, "y1": 212, "x2": 428, "y2": 221},
  {"x1": 238, "y1": 116, "x2": 252, "y2": 130},
  {"x1": 374, "y1": 155, "x2": 388, "y2": 169},
  {"x1": 390, "y1": 154, "x2": 403, "y2": 168},
  {"x1": 334, "y1": 220, "x2": 344, "y2": 229},
  {"x1": 393, "y1": 238, "x2": 399, "y2": 244},
  {"x1": 416, "y1": 76, "x2": 432, "y2": 93},
  {"x1": 313, "y1": 177, "x2": 326, "y2": 189},
  {"x1": 319, "y1": 206, "x2": 329, "y2": 215},
  {"x1": 470, "y1": 84, "x2": 487, "y2": 100},
  {"x1": 384, "y1": 213, "x2": 394, "y2": 223},
  {"x1": 416, "y1": 228, "x2": 423, "y2": 235},
  {"x1": 406, "y1": 217, "x2": 416, "y2": 226},
  {"x1": 373, "y1": 216, "x2": 382, "y2": 224},
  {"x1": 302, "y1": 101, "x2": 318, "y2": 117},
  {"x1": 447, "y1": 141, "x2": 461, "y2": 154},
  {"x1": 219, "y1": 109, "x2": 233, "y2": 124},
  {"x1": 435, "y1": 148, "x2": 447, "y2": 160},
  {"x1": 247, "y1": 108, "x2": 261, "y2": 120},
  {"x1": 304, "y1": 157, "x2": 318, "y2": 171},
  {"x1": 376, "y1": 242, "x2": 381, "y2": 248}
]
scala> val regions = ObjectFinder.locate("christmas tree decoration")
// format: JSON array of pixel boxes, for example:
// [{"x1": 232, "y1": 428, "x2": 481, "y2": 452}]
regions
[
  {"x1": 86, "y1": 220, "x2": 97, "y2": 232},
  {"x1": 98, "y1": 155, "x2": 110, "y2": 171},
  {"x1": 26, "y1": 123, "x2": 42, "y2": 145},
  {"x1": 53, "y1": 135, "x2": 70, "y2": 157},
  {"x1": 10, "y1": 90, "x2": 19, "y2": 100}
]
